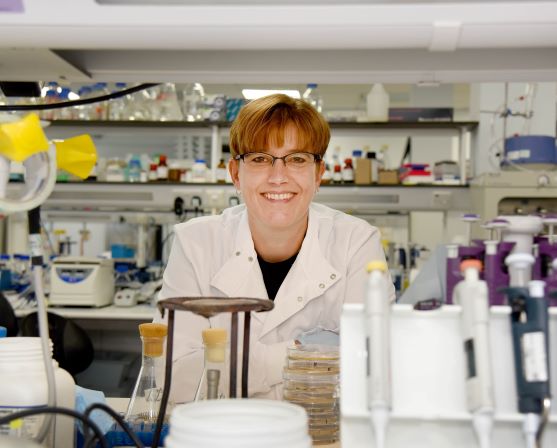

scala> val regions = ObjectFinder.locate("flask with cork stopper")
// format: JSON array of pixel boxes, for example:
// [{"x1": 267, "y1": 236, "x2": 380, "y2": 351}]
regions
[
  {"x1": 125, "y1": 323, "x2": 168, "y2": 425},
  {"x1": 194, "y1": 328, "x2": 229, "y2": 401}
]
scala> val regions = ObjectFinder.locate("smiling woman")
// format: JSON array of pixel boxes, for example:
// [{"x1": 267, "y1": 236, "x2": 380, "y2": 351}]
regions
[{"x1": 155, "y1": 93, "x2": 394, "y2": 403}]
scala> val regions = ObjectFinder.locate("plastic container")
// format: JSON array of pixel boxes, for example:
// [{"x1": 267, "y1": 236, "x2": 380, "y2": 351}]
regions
[
  {"x1": 0, "y1": 337, "x2": 75, "y2": 447},
  {"x1": 366, "y1": 83, "x2": 390, "y2": 122},
  {"x1": 302, "y1": 83, "x2": 323, "y2": 113},
  {"x1": 191, "y1": 159, "x2": 208, "y2": 183},
  {"x1": 166, "y1": 399, "x2": 311, "y2": 448}
]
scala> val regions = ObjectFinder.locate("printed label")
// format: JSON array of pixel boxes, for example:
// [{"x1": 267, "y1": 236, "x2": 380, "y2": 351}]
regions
[
  {"x1": 29, "y1": 234, "x2": 43, "y2": 258},
  {"x1": 0, "y1": 406, "x2": 44, "y2": 439},
  {"x1": 521, "y1": 332, "x2": 548, "y2": 382}
]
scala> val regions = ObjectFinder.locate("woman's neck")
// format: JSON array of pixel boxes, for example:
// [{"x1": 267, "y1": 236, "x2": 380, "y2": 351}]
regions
[{"x1": 249, "y1": 215, "x2": 308, "y2": 263}]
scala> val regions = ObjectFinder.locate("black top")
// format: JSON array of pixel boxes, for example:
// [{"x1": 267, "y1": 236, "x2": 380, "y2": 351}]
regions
[{"x1": 257, "y1": 252, "x2": 298, "y2": 301}]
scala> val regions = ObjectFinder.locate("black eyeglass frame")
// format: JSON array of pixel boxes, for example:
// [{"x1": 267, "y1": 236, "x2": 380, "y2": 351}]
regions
[{"x1": 233, "y1": 151, "x2": 323, "y2": 167}]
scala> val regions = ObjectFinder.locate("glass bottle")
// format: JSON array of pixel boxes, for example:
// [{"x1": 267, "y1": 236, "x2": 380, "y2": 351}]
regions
[
  {"x1": 180, "y1": 82, "x2": 205, "y2": 122},
  {"x1": 302, "y1": 83, "x2": 323, "y2": 113},
  {"x1": 216, "y1": 158, "x2": 227, "y2": 184},
  {"x1": 157, "y1": 155, "x2": 169, "y2": 181},
  {"x1": 194, "y1": 328, "x2": 228, "y2": 401},
  {"x1": 125, "y1": 323, "x2": 168, "y2": 425}
]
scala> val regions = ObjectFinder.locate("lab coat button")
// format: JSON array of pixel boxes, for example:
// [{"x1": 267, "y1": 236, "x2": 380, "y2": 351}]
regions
[
  {"x1": 330, "y1": 274, "x2": 336, "y2": 280},
  {"x1": 319, "y1": 283, "x2": 325, "y2": 289},
  {"x1": 297, "y1": 296, "x2": 303, "y2": 302},
  {"x1": 248, "y1": 256, "x2": 254, "y2": 262},
  {"x1": 235, "y1": 251, "x2": 241, "y2": 256}
]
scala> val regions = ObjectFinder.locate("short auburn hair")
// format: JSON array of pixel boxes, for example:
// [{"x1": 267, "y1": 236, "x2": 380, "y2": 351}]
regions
[{"x1": 229, "y1": 94, "x2": 330, "y2": 157}]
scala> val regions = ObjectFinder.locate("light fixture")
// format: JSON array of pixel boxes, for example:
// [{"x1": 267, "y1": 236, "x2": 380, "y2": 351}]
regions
[{"x1": 241, "y1": 89, "x2": 301, "y2": 100}]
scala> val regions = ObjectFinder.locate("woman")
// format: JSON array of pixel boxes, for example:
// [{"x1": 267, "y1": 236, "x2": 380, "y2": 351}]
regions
[{"x1": 157, "y1": 93, "x2": 394, "y2": 402}]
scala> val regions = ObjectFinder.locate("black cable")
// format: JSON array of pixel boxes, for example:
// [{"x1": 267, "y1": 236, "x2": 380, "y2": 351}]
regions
[
  {"x1": 0, "y1": 83, "x2": 159, "y2": 112},
  {"x1": 0, "y1": 406, "x2": 108, "y2": 448},
  {"x1": 84, "y1": 402, "x2": 143, "y2": 448}
]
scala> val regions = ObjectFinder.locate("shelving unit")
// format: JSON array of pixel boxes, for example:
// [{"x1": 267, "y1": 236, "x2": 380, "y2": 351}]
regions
[
  {"x1": 46, "y1": 120, "x2": 478, "y2": 185},
  {"x1": 35, "y1": 182, "x2": 471, "y2": 221}
]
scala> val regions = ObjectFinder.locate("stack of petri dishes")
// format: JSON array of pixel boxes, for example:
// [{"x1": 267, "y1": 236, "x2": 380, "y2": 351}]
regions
[{"x1": 282, "y1": 345, "x2": 340, "y2": 445}]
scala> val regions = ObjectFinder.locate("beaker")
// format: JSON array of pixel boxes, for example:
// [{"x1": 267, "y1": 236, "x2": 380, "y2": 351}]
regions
[{"x1": 125, "y1": 323, "x2": 168, "y2": 424}]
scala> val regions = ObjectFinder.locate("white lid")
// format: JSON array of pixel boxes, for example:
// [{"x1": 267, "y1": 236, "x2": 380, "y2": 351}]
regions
[
  {"x1": 528, "y1": 280, "x2": 545, "y2": 298},
  {"x1": 168, "y1": 399, "x2": 311, "y2": 448},
  {"x1": 505, "y1": 253, "x2": 535, "y2": 267}
]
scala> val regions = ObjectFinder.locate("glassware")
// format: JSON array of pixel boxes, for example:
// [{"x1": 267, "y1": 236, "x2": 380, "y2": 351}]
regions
[
  {"x1": 194, "y1": 328, "x2": 228, "y2": 401},
  {"x1": 180, "y1": 83, "x2": 205, "y2": 122},
  {"x1": 125, "y1": 323, "x2": 168, "y2": 425},
  {"x1": 302, "y1": 83, "x2": 323, "y2": 113}
]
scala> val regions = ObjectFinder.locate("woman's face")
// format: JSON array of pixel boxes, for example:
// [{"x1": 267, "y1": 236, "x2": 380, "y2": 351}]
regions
[{"x1": 229, "y1": 126, "x2": 325, "y2": 234}]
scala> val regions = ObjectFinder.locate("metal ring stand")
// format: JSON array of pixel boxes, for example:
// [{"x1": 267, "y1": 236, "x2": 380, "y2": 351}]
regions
[{"x1": 151, "y1": 297, "x2": 274, "y2": 448}]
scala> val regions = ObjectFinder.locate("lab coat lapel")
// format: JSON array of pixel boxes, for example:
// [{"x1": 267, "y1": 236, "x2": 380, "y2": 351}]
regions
[
  {"x1": 210, "y1": 210, "x2": 268, "y2": 302},
  {"x1": 259, "y1": 207, "x2": 342, "y2": 338}
]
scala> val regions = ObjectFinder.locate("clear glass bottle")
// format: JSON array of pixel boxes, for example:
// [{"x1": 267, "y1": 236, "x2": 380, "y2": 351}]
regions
[
  {"x1": 302, "y1": 83, "x2": 323, "y2": 113},
  {"x1": 216, "y1": 158, "x2": 227, "y2": 184},
  {"x1": 125, "y1": 323, "x2": 168, "y2": 425},
  {"x1": 180, "y1": 82, "x2": 205, "y2": 122},
  {"x1": 194, "y1": 328, "x2": 228, "y2": 401}
]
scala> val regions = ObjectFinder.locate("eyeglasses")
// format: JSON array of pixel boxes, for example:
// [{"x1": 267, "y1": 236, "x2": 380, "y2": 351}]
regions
[{"x1": 234, "y1": 152, "x2": 322, "y2": 170}]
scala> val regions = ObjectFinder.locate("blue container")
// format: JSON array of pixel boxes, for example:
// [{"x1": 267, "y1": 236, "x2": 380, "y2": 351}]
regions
[
  {"x1": 503, "y1": 135, "x2": 557, "y2": 166},
  {"x1": 111, "y1": 244, "x2": 135, "y2": 259}
]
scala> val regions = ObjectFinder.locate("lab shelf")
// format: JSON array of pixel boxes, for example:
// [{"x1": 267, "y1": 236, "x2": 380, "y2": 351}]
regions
[
  {"x1": 34, "y1": 182, "x2": 471, "y2": 218},
  {"x1": 47, "y1": 119, "x2": 478, "y2": 130}
]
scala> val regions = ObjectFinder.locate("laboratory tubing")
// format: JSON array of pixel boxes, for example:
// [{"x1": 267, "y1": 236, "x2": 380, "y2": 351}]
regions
[
  {"x1": 166, "y1": 399, "x2": 311, "y2": 448},
  {"x1": 365, "y1": 260, "x2": 392, "y2": 448},
  {"x1": 453, "y1": 259, "x2": 494, "y2": 448},
  {"x1": 0, "y1": 337, "x2": 75, "y2": 447},
  {"x1": 125, "y1": 323, "x2": 168, "y2": 425},
  {"x1": 195, "y1": 328, "x2": 229, "y2": 401}
]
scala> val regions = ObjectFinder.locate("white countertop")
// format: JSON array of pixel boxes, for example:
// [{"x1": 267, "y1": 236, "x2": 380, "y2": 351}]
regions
[{"x1": 15, "y1": 303, "x2": 157, "y2": 321}]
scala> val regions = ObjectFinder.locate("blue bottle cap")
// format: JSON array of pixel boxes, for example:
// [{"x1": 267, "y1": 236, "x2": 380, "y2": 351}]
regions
[
  {"x1": 0, "y1": 327, "x2": 7, "y2": 338},
  {"x1": 307, "y1": 83, "x2": 318, "y2": 88}
]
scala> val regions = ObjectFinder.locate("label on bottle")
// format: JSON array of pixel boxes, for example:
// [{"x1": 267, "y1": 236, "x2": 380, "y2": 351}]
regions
[
  {"x1": 521, "y1": 331, "x2": 548, "y2": 382},
  {"x1": 0, "y1": 406, "x2": 45, "y2": 438},
  {"x1": 216, "y1": 167, "x2": 227, "y2": 183},
  {"x1": 157, "y1": 166, "x2": 168, "y2": 180},
  {"x1": 342, "y1": 168, "x2": 354, "y2": 182}
]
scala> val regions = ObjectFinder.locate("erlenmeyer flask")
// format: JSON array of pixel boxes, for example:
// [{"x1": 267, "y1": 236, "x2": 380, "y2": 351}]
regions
[
  {"x1": 125, "y1": 323, "x2": 168, "y2": 424},
  {"x1": 194, "y1": 328, "x2": 228, "y2": 401}
]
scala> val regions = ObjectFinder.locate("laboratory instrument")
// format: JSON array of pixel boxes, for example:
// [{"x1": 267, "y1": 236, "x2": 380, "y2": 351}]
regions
[
  {"x1": 194, "y1": 328, "x2": 228, "y2": 401},
  {"x1": 453, "y1": 259, "x2": 495, "y2": 448},
  {"x1": 153, "y1": 296, "x2": 274, "y2": 448},
  {"x1": 125, "y1": 323, "x2": 168, "y2": 426},
  {"x1": 365, "y1": 261, "x2": 392, "y2": 448},
  {"x1": 340, "y1": 301, "x2": 557, "y2": 448},
  {"x1": 49, "y1": 257, "x2": 115, "y2": 307}
]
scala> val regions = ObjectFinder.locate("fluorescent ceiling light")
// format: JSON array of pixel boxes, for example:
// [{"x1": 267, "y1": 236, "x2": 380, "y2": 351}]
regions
[{"x1": 242, "y1": 89, "x2": 300, "y2": 100}]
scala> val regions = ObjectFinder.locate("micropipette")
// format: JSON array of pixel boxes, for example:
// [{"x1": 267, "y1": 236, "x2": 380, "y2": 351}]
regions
[
  {"x1": 453, "y1": 259, "x2": 494, "y2": 448},
  {"x1": 365, "y1": 261, "x2": 391, "y2": 448}
]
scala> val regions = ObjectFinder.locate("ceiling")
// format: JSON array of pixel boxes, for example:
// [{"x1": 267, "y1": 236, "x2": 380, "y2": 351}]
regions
[{"x1": 0, "y1": 1, "x2": 556, "y2": 84}]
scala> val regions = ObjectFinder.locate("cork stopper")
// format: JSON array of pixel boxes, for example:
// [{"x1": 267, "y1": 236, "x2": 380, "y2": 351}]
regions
[
  {"x1": 139, "y1": 323, "x2": 168, "y2": 357},
  {"x1": 202, "y1": 328, "x2": 227, "y2": 363}
]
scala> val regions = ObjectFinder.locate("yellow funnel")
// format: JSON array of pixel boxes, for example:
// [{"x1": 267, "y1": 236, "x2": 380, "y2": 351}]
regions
[
  {"x1": 55, "y1": 135, "x2": 97, "y2": 179},
  {"x1": 0, "y1": 114, "x2": 49, "y2": 162}
]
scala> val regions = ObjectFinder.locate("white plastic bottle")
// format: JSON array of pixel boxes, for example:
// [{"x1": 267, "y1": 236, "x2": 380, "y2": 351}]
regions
[
  {"x1": 191, "y1": 159, "x2": 208, "y2": 183},
  {"x1": 366, "y1": 84, "x2": 390, "y2": 122},
  {"x1": 0, "y1": 337, "x2": 75, "y2": 448}
]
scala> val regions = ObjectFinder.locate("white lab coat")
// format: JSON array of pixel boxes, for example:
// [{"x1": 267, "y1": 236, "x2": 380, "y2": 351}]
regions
[{"x1": 156, "y1": 202, "x2": 394, "y2": 403}]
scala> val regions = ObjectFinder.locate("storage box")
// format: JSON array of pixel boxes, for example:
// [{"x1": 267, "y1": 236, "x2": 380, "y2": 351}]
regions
[
  {"x1": 354, "y1": 159, "x2": 371, "y2": 185},
  {"x1": 378, "y1": 169, "x2": 399, "y2": 185}
]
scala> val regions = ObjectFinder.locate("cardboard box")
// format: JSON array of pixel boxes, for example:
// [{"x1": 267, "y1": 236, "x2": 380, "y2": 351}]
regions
[
  {"x1": 355, "y1": 159, "x2": 371, "y2": 185},
  {"x1": 378, "y1": 169, "x2": 399, "y2": 185}
]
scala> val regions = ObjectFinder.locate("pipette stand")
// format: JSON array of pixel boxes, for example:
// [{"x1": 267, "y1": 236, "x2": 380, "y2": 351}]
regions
[{"x1": 341, "y1": 303, "x2": 557, "y2": 448}]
